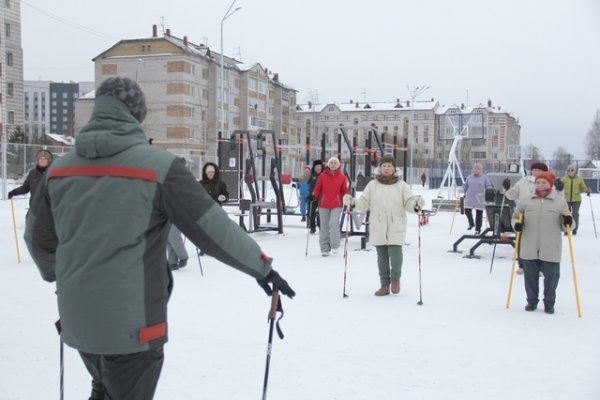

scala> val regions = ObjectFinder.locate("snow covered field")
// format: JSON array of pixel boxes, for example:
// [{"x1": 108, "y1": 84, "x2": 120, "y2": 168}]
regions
[{"x1": 2, "y1": 186, "x2": 599, "y2": 399}]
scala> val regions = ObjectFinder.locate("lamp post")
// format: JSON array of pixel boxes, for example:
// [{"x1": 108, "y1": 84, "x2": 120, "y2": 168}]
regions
[
  {"x1": 406, "y1": 84, "x2": 429, "y2": 188},
  {"x1": 220, "y1": 0, "x2": 241, "y2": 139}
]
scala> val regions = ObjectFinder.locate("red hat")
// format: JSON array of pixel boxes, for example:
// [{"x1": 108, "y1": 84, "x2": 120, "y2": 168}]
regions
[{"x1": 535, "y1": 171, "x2": 555, "y2": 186}]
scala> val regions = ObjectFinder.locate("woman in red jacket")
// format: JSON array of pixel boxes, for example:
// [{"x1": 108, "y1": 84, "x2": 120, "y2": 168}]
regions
[{"x1": 312, "y1": 157, "x2": 348, "y2": 256}]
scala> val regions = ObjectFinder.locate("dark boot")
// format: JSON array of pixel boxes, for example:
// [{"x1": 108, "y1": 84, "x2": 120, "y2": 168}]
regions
[
  {"x1": 178, "y1": 258, "x2": 188, "y2": 269},
  {"x1": 544, "y1": 304, "x2": 555, "y2": 314},
  {"x1": 525, "y1": 303, "x2": 537, "y2": 312},
  {"x1": 89, "y1": 379, "x2": 105, "y2": 400}
]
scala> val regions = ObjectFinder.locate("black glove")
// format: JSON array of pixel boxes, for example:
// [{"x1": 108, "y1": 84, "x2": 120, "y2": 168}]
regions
[
  {"x1": 562, "y1": 215, "x2": 573, "y2": 227},
  {"x1": 485, "y1": 188, "x2": 496, "y2": 202},
  {"x1": 502, "y1": 178, "x2": 511, "y2": 191},
  {"x1": 291, "y1": 183, "x2": 297, "y2": 189},
  {"x1": 514, "y1": 222, "x2": 523, "y2": 232},
  {"x1": 257, "y1": 270, "x2": 295, "y2": 299},
  {"x1": 554, "y1": 180, "x2": 564, "y2": 191},
  {"x1": 8, "y1": 189, "x2": 16, "y2": 199}
]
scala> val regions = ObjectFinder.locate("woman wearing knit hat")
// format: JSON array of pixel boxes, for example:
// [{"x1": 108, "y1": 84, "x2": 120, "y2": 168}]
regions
[
  {"x1": 559, "y1": 165, "x2": 592, "y2": 235},
  {"x1": 307, "y1": 159, "x2": 324, "y2": 233},
  {"x1": 503, "y1": 161, "x2": 548, "y2": 274},
  {"x1": 8, "y1": 149, "x2": 53, "y2": 206},
  {"x1": 343, "y1": 155, "x2": 425, "y2": 296},
  {"x1": 312, "y1": 157, "x2": 348, "y2": 256},
  {"x1": 512, "y1": 171, "x2": 572, "y2": 314}
]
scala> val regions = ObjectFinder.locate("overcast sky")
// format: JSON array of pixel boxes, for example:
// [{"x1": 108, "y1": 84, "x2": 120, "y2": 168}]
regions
[{"x1": 21, "y1": 0, "x2": 600, "y2": 159}]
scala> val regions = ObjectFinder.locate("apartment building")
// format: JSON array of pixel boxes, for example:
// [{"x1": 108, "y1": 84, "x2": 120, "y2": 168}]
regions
[
  {"x1": 24, "y1": 81, "x2": 95, "y2": 140},
  {"x1": 92, "y1": 26, "x2": 298, "y2": 170},
  {"x1": 296, "y1": 99, "x2": 521, "y2": 177},
  {"x1": 1, "y1": 0, "x2": 24, "y2": 136}
]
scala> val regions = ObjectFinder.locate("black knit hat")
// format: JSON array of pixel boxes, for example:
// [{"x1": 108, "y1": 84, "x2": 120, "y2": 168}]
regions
[
  {"x1": 379, "y1": 154, "x2": 396, "y2": 167},
  {"x1": 529, "y1": 161, "x2": 548, "y2": 172},
  {"x1": 312, "y1": 159, "x2": 323, "y2": 168},
  {"x1": 96, "y1": 77, "x2": 147, "y2": 123}
]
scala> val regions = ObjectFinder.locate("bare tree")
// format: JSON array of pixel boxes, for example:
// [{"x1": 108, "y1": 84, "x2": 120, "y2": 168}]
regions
[
  {"x1": 523, "y1": 143, "x2": 543, "y2": 161},
  {"x1": 584, "y1": 110, "x2": 600, "y2": 160},
  {"x1": 552, "y1": 146, "x2": 571, "y2": 171}
]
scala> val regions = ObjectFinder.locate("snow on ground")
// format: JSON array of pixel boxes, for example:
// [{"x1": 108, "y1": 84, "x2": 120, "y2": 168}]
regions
[{"x1": 2, "y1": 185, "x2": 599, "y2": 399}]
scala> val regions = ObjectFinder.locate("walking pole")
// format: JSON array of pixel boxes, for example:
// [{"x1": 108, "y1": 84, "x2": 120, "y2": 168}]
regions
[
  {"x1": 588, "y1": 193, "x2": 597, "y2": 238},
  {"x1": 417, "y1": 210, "x2": 424, "y2": 306},
  {"x1": 195, "y1": 248, "x2": 204, "y2": 276},
  {"x1": 505, "y1": 212, "x2": 523, "y2": 309},
  {"x1": 449, "y1": 197, "x2": 459, "y2": 235},
  {"x1": 566, "y1": 224, "x2": 583, "y2": 318},
  {"x1": 304, "y1": 200, "x2": 313, "y2": 256},
  {"x1": 10, "y1": 198, "x2": 22, "y2": 263},
  {"x1": 55, "y1": 320, "x2": 64, "y2": 400},
  {"x1": 262, "y1": 290, "x2": 284, "y2": 400},
  {"x1": 342, "y1": 209, "x2": 351, "y2": 298}
]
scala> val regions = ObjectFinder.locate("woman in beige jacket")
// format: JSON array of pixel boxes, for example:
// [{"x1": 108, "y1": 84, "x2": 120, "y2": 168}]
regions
[
  {"x1": 512, "y1": 172, "x2": 572, "y2": 314},
  {"x1": 344, "y1": 155, "x2": 424, "y2": 296}
]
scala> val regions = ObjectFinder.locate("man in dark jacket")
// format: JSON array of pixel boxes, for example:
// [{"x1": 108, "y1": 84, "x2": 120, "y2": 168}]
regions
[
  {"x1": 9, "y1": 149, "x2": 53, "y2": 204},
  {"x1": 24, "y1": 77, "x2": 294, "y2": 400}
]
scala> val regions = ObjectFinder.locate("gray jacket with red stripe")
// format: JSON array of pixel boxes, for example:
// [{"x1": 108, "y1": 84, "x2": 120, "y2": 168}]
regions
[{"x1": 25, "y1": 95, "x2": 272, "y2": 355}]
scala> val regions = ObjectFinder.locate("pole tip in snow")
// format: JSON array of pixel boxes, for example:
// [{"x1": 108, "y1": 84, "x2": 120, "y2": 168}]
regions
[{"x1": 417, "y1": 301, "x2": 423, "y2": 306}]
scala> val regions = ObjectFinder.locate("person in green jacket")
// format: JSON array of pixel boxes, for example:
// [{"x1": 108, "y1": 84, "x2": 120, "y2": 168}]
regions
[
  {"x1": 24, "y1": 77, "x2": 295, "y2": 400},
  {"x1": 559, "y1": 165, "x2": 592, "y2": 235}
]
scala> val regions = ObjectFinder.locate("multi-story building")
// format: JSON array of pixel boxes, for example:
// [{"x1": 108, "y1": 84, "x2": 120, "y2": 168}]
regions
[
  {"x1": 91, "y1": 26, "x2": 298, "y2": 171},
  {"x1": 24, "y1": 81, "x2": 94, "y2": 140},
  {"x1": 1, "y1": 0, "x2": 24, "y2": 136},
  {"x1": 296, "y1": 98, "x2": 521, "y2": 181}
]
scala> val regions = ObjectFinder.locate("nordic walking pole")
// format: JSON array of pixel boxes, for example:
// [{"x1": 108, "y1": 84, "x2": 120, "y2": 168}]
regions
[
  {"x1": 566, "y1": 224, "x2": 582, "y2": 318},
  {"x1": 304, "y1": 200, "x2": 313, "y2": 256},
  {"x1": 417, "y1": 209, "x2": 424, "y2": 306},
  {"x1": 262, "y1": 290, "x2": 280, "y2": 400},
  {"x1": 55, "y1": 320, "x2": 64, "y2": 400},
  {"x1": 342, "y1": 209, "x2": 351, "y2": 298},
  {"x1": 505, "y1": 212, "x2": 523, "y2": 309},
  {"x1": 449, "y1": 197, "x2": 459, "y2": 235},
  {"x1": 10, "y1": 198, "x2": 22, "y2": 263},
  {"x1": 588, "y1": 192, "x2": 597, "y2": 238}
]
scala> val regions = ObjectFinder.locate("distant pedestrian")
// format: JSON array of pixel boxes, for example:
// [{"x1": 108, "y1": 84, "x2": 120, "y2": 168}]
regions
[
  {"x1": 200, "y1": 162, "x2": 229, "y2": 205},
  {"x1": 312, "y1": 157, "x2": 348, "y2": 256},
  {"x1": 297, "y1": 165, "x2": 311, "y2": 221},
  {"x1": 343, "y1": 155, "x2": 425, "y2": 296},
  {"x1": 512, "y1": 171, "x2": 572, "y2": 314},
  {"x1": 463, "y1": 163, "x2": 493, "y2": 235},
  {"x1": 8, "y1": 149, "x2": 53, "y2": 206},
  {"x1": 307, "y1": 159, "x2": 323, "y2": 234},
  {"x1": 421, "y1": 172, "x2": 427, "y2": 188},
  {"x1": 167, "y1": 225, "x2": 189, "y2": 270},
  {"x1": 558, "y1": 165, "x2": 591, "y2": 235}
]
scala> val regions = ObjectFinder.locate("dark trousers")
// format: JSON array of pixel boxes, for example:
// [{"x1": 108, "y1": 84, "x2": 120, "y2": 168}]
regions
[
  {"x1": 465, "y1": 208, "x2": 483, "y2": 231},
  {"x1": 566, "y1": 201, "x2": 581, "y2": 232},
  {"x1": 522, "y1": 259, "x2": 560, "y2": 307},
  {"x1": 79, "y1": 346, "x2": 164, "y2": 400},
  {"x1": 308, "y1": 199, "x2": 319, "y2": 230}
]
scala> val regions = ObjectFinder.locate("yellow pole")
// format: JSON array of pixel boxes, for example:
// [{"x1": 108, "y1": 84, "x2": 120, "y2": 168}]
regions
[
  {"x1": 505, "y1": 212, "x2": 523, "y2": 309},
  {"x1": 566, "y1": 224, "x2": 582, "y2": 318},
  {"x1": 449, "y1": 198, "x2": 460, "y2": 235},
  {"x1": 10, "y1": 198, "x2": 22, "y2": 263}
]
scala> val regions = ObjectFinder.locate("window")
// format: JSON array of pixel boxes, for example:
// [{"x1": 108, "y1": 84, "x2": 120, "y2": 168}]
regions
[
  {"x1": 5, "y1": 23, "x2": 10, "y2": 37},
  {"x1": 63, "y1": 93, "x2": 68, "y2": 99},
  {"x1": 8, "y1": 111, "x2": 14, "y2": 124},
  {"x1": 7, "y1": 82, "x2": 13, "y2": 96},
  {"x1": 6, "y1": 52, "x2": 13, "y2": 66},
  {"x1": 5, "y1": 0, "x2": 10, "y2": 8}
]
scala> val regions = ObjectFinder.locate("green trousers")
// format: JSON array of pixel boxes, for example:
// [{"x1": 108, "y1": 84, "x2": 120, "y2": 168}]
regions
[{"x1": 375, "y1": 245, "x2": 403, "y2": 285}]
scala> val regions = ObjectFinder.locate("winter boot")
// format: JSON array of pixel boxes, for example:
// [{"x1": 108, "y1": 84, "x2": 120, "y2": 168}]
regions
[
  {"x1": 89, "y1": 379, "x2": 106, "y2": 400},
  {"x1": 375, "y1": 285, "x2": 390, "y2": 296},
  {"x1": 391, "y1": 279, "x2": 401, "y2": 294},
  {"x1": 525, "y1": 303, "x2": 537, "y2": 312},
  {"x1": 178, "y1": 258, "x2": 188, "y2": 269},
  {"x1": 544, "y1": 304, "x2": 555, "y2": 314}
]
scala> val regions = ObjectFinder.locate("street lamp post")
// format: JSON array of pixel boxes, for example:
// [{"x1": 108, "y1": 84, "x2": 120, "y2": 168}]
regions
[
  {"x1": 220, "y1": 0, "x2": 241, "y2": 139},
  {"x1": 406, "y1": 85, "x2": 430, "y2": 188}
]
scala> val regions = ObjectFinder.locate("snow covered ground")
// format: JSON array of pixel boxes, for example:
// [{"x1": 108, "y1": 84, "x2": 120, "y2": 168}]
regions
[{"x1": 2, "y1": 185, "x2": 599, "y2": 399}]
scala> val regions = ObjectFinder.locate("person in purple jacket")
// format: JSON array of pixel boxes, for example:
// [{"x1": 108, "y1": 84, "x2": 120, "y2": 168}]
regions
[{"x1": 463, "y1": 163, "x2": 493, "y2": 235}]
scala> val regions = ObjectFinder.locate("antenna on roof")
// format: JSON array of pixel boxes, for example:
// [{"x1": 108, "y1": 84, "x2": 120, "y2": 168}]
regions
[
  {"x1": 235, "y1": 46, "x2": 243, "y2": 61},
  {"x1": 160, "y1": 16, "x2": 165, "y2": 35}
]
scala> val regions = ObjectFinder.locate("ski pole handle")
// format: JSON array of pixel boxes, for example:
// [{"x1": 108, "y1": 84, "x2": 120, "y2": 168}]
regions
[{"x1": 269, "y1": 290, "x2": 279, "y2": 320}]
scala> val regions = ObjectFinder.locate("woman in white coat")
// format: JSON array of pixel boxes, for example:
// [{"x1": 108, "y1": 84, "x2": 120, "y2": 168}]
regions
[{"x1": 344, "y1": 155, "x2": 425, "y2": 296}]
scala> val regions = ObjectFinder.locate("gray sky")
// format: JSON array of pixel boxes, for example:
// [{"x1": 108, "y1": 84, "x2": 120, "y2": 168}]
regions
[{"x1": 21, "y1": 0, "x2": 600, "y2": 159}]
